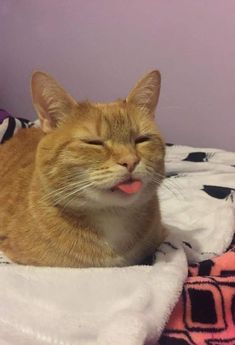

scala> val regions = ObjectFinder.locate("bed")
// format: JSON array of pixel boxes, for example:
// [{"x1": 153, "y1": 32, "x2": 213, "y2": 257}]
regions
[{"x1": 0, "y1": 110, "x2": 234, "y2": 345}]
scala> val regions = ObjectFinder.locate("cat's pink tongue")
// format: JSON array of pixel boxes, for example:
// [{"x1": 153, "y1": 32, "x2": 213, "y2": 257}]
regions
[{"x1": 116, "y1": 180, "x2": 142, "y2": 194}]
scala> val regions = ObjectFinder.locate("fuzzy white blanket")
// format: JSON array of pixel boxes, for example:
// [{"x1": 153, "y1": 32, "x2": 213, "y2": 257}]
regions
[{"x1": 0, "y1": 143, "x2": 234, "y2": 345}]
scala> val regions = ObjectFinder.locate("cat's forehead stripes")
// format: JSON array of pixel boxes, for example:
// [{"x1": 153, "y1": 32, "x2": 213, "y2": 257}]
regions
[
  {"x1": 72, "y1": 102, "x2": 139, "y2": 142},
  {"x1": 102, "y1": 110, "x2": 135, "y2": 143}
]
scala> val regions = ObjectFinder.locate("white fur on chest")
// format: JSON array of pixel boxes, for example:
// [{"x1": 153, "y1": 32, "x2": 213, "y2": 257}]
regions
[
  {"x1": 90, "y1": 206, "x2": 159, "y2": 265},
  {"x1": 94, "y1": 211, "x2": 137, "y2": 252}
]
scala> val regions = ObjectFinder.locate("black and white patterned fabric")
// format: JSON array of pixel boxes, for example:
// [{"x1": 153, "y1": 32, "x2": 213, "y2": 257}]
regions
[
  {"x1": 159, "y1": 144, "x2": 235, "y2": 263},
  {"x1": 0, "y1": 109, "x2": 39, "y2": 144}
]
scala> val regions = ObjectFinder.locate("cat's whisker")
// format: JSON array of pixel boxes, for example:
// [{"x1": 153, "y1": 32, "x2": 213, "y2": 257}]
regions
[
  {"x1": 151, "y1": 177, "x2": 179, "y2": 198},
  {"x1": 51, "y1": 182, "x2": 94, "y2": 206},
  {"x1": 153, "y1": 178, "x2": 185, "y2": 200},
  {"x1": 145, "y1": 169, "x2": 183, "y2": 199},
  {"x1": 91, "y1": 175, "x2": 121, "y2": 184},
  {"x1": 60, "y1": 187, "x2": 91, "y2": 210},
  {"x1": 60, "y1": 193, "x2": 88, "y2": 213},
  {"x1": 153, "y1": 170, "x2": 184, "y2": 194},
  {"x1": 42, "y1": 182, "x2": 86, "y2": 199},
  {"x1": 162, "y1": 178, "x2": 185, "y2": 199},
  {"x1": 47, "y1": 184, "x2": 91, "y2": 201},
  {"x1": 42, "y1": 180, "x2": 93, "y2": 202},
  {"x1": 163, "y1": 178, "x2": 183, "y2": 191},
  {"x1": 89, "y1": 170, "x2": 113, "y2": 178}
]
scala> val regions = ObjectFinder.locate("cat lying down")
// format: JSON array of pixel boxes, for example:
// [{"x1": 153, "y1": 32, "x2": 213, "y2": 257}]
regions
[{"x1": 0, "y1": 70, "x2": 166, "y2": 267}]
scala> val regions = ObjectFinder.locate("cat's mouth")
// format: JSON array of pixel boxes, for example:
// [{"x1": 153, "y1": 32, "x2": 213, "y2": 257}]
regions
[{"x1": 110, "y1": 178, "x2": 143, "y2": 195}]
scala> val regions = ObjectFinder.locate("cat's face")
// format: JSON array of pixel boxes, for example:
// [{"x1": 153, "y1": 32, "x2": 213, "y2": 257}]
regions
[{"x1": 32, "y1": 71, "x2": 165, "y2": 209}]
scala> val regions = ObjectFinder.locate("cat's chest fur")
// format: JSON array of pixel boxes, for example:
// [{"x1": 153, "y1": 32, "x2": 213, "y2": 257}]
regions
[
  {"x1": 95, "y1": 210, "x2": 137, "y2": 249},
  {"x1": 90, "y1": 207, "x2": 157, "y2": 264}
]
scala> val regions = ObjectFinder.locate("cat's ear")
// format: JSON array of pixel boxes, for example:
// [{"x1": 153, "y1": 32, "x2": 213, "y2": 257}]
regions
[
  {"x1": 126, "y1": 70, "x2": 161, "y2": 116},
  {"x1": 31, "y1": 71, "x2": 77, "y2": 133}
]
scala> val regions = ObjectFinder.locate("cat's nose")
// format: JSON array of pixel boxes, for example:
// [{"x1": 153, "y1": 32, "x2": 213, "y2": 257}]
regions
[{"x1": 118, "y1": 155, "x2": 140, "y2": 172}]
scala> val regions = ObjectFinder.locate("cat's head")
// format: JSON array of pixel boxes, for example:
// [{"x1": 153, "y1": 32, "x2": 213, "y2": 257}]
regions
[{"x1": 31, "y1": 70, "x2": 165, "y2": 209}]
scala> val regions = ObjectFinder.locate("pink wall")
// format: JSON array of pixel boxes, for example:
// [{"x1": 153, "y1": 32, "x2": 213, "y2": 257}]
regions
[{"x1": 1, "y1": 0, "x2": 235, "y2": 150}]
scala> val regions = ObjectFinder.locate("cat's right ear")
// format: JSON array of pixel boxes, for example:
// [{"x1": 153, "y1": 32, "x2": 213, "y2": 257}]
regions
[
  {"x1": 126, "y1": 70, "x2": 161, "y2": 117},
  {"x1": 31, "y1": 72, "x2": 77, "y2": 133}
]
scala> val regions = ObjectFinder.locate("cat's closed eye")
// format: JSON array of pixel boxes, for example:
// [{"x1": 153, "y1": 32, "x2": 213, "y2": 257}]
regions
[
  {"x1": 135, "y1": 135, "x2": 151, "y2": 144},
  {"x1": 82, "y1": 139, "x2": 104, "y2": 146}
]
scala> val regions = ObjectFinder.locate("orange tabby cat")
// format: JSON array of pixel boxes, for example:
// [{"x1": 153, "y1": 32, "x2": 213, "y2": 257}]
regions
[{"x1": 0, "y1": 70, "x2": 166, "y2": 267}]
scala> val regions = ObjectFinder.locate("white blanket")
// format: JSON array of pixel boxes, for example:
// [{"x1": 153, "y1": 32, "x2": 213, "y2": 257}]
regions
[{"x1": 0, "y1": 144, "x2": 234, "y2": 345}]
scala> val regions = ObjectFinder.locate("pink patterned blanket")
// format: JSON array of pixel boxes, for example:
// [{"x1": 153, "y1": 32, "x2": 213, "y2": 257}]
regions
[{"x1": 161, "y1": 236, "x2": 235, "y2": 344}]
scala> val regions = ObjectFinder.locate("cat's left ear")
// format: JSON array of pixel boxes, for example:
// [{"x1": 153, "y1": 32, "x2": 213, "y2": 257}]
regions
[
  {"x1": 126, "y1": 70, "x2": 161, "y2": 117},
  {"x1": 31, "y1": 71, "x2": 77, "y2": 133}
]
